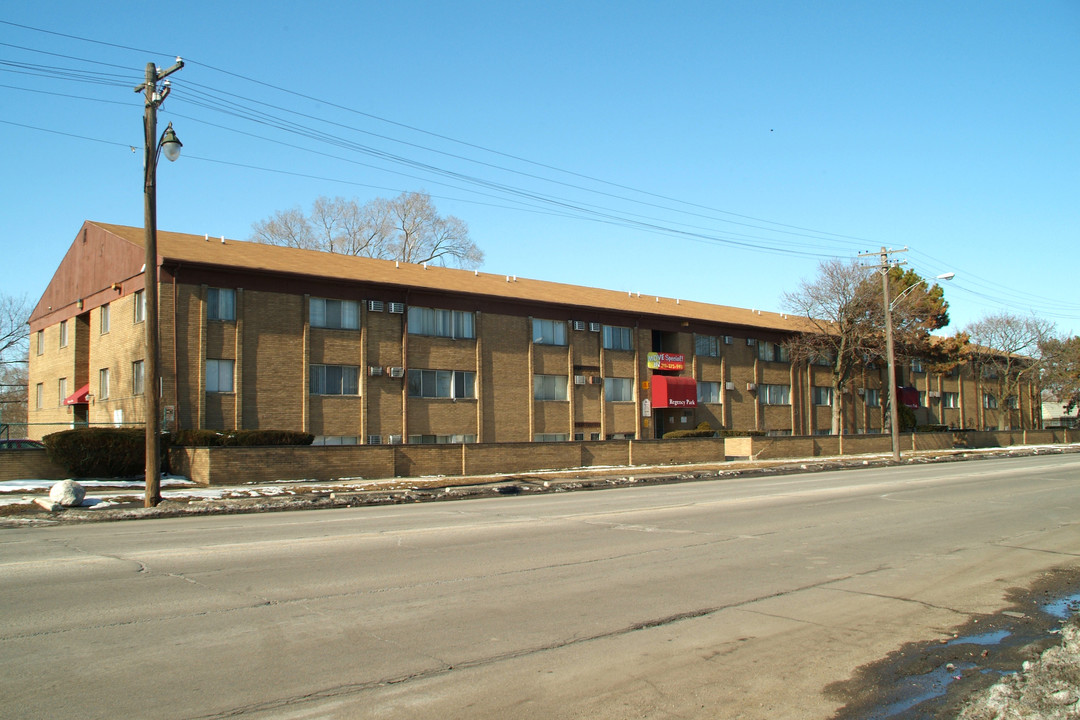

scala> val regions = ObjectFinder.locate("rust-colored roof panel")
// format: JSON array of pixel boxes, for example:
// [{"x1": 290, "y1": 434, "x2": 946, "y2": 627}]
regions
[{"x1": 90, "y1": 221, "x2": 810, "y2": 334}]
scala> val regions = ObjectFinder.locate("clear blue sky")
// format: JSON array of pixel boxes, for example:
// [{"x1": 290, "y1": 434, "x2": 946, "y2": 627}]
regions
[{"x1": 2, "y1": 1, "x2": 1077, "y2": 336}]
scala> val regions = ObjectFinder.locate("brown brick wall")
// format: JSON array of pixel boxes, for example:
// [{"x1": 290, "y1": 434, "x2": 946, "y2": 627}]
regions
[
  {"x1": 28, "y1": 274, "x2": 1045, "y2": 451},
  {"x1": 480, "y1": 313, "x2": 530, "y2": 442},
  {"x1": 242, "y1": 290, "x2": 305, "y2": 429},
  {"x1": 0, "y1": 449, "x2": 69, "y2": 481}
]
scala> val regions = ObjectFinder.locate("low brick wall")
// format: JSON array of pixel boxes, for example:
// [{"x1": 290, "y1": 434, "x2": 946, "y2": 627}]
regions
[
  {"x1": 629, "y1": 438, "x2": 727, "y2": 466},
  {"x1": 0, "y1": 449, "x2": 69, "y2": 482},
  {"x1": 165, "y1": 428, "x2": 1075, "y2": 486},
  {"x1": 169, "y1": 445, "x2": 396, "y2": 486}
]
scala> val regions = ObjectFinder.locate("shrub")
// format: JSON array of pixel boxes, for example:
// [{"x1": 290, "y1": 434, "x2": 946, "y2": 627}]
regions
[
  {"x1": 169, "y1": 429, "x2": 314, "y2": 447},
  {"x1": 42, "y1": 427, "x2": 157, "y2": 478}
]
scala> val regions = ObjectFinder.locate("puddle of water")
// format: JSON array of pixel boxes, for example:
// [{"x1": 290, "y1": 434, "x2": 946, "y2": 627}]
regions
[
  {"x1": 946, "y1": 630, "x2": 1010, "y2": 646},
  {"x1": 869, "y1": 663, "x2": 975, "y2": 719},
  {"x1": 1042, "y1": 592, "x2": 1080, "y2": 619}
]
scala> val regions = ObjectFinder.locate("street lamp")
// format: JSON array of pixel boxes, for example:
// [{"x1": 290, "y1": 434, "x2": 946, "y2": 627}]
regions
[
  {"x1": 135, "y1": 58, "x2": 183, "y2": 507},
  {"x1": 882, "y1": 261, "x2": 954, "y2": 463}
]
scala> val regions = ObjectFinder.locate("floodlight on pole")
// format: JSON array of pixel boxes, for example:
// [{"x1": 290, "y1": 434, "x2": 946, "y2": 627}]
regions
[
  {"x1": 881, "y1": 261, "x2": 955, "y2": 462},
  {"x1": 135, "y1": 58, "x2": 183, "y2": 508}
]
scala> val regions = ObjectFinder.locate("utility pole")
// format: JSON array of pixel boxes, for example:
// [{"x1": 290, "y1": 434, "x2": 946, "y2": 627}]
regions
[
  {"x1": 860, "y1": 247, "x2": 907, "y2": 463},
  {"x1": 135, "y1": 58, "x2": 184, "y2": 507}
]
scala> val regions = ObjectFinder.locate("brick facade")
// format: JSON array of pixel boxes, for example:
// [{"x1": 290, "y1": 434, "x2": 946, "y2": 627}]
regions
[{"x1": 25, "y1": 222, "x2": 1040, "y2": 444}]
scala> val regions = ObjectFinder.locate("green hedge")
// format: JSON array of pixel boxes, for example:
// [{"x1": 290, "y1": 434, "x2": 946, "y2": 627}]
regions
[
  {"x1": 42, "y1": 428, "x2": 156, "y2": 478},
  {"x1": 662, "y1": 428, "x2": 766, "y2": 439},
  {"x1": 169, "y1": 429, "x2": 315, "y2": 447},
  {"x1": 41, "y1": 428, "x2": 315, "y2": 478}
]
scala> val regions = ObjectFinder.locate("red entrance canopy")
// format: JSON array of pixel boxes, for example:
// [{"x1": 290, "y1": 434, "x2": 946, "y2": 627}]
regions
[
  {"x1": 898, "y1": 386, "x2": 920, "y2": 409},
  {"x1": 63, "y1": 384, "x2": 90, "y2": 406},
  {"x1": 651, "y1": 375, "x2": 697, "y2": 409}
]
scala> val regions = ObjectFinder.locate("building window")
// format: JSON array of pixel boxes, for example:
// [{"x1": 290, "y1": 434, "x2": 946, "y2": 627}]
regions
[
  {"x1": 310, "y1": 297, "x2": 359, "y2": 330},
  {"x1": 408, "y1": 306, "x2": 475, "y2": 339},
  {"x1": 58, "y1": 377, "x2": 67, "y2": 405},
  {"x1": 695, "y1": 335, "x2": 720, "y2": 358},
  {"x1": 132, "y1": 360, "x2": 145, "y2": 395},
  {"x1": 408, "y1": 434, "x2": 477, "y2": 444},
  {"x1": 759, "y1": 384, "x2": 790, "y2": 405},
  {"x1": 309, "y1": 364, "x2": 359, "y2": 395},
  {"x1": 313, "y1": 436, "x2": 359, "y2": 446},
  {"x1": 602, "y1": 325, "x2": 633, "y2": 351},
  {"x1": 910, "y1": 358, "x2": 924, "y2": 373},
  {"x1": 534, "y1": 433, "x2": 570, "y2": 442},
  {"x1": 36, "y1": 330, "x2": 43, "y2": 355},
  {"x1": 532, "y1": 318, "x2": 567, "y2": 346},
  {"x1": 534, "y1": 374, "x2": 569, "y2": 401},
  {"x1": 983, "y1": 393, "x2": 998, "y2": 409},
  {"x1": 99, "y1": 368, "x2": 110, "y2": 400},
  {"x1": 100, "y1": 304, "x2": 110, "y2": 334},
  {"x1": 811, "y1": 386, "x2": 833, "y2": 406},
  {"x1": 134, "y1": 290, "x2": 145, "y2": 323},
  {"x1": 864, "y1": 388, "x2": 881, "y2": 407},
  {"x1": 604, "y1": 377, "x2": 633, "y2": 402},
  {"x1": 810, "y1": 353, "x2": 832, "y2": 367},
  {"x1": 407, "y1": 369, "x2": 475, "y2": 399},
  {"x1": 943, "y1": 391, "x2": 959, "y2": 409},
  {"x1": 757, "y1": 341, "x2": 789, "y2": 363},
  {"x1": 207, "y1": 288, "x2": 236, "y2": 321},
  {"x1": 206, "y1": 359, "x2": 236, "y2": 393},
  {"x1": 697, "y1": 381, "x2": 722, "y2": 404},
  {"x1": 35, "y1": 382, "x2": 43, "y2": 410},
  {"x1": 58, "y1": 320, "x2": 68, "y2": 348},
  {"x1": 1004, "y1": 395, "x2": 1017, "y2": 409}
]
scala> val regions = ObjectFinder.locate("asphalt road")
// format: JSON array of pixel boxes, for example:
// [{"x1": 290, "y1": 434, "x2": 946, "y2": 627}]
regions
[{"x1": 1, "y1": 453, "x2": 1079, "y2": 720}]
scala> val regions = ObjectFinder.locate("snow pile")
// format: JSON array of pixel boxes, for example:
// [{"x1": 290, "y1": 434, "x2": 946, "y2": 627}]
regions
[{"x1": 959, "y1": 619, "x2": 1080, "y2": 719}]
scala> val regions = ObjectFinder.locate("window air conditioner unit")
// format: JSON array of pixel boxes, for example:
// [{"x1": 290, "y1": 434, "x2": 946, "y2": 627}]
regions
[
  {"x1": 856, "y1": 388, "x2": 866, "y2": 396},
  {"x1": 367, "y1": 435, "x2": 382, "y2": 445},
  {"x1": 746, "y1": 382, "x2": 757, "y2": 391},
  {"x1": 724, "y1": 336, "x2": 734, "y2": 345},
  {"x1": 589, "y1": 322, "x2": 601, "y2": 332},
  {"x1": 928, "y1": 390, "x2": 941, "y2": 398},
  {"x1": 368, "y1": 365, "x2": 384, "y2": 376},
  {"x1": 747, "y1": 338, "x2": 757, "y2": 346},
  {"x1": 387, "y1": 302, "x2": 405, "y2": 314},
  {"x1": 725, "y1": 381, "x2": 736, "y2": 391},
  {"x1": 387, "y1": 435, "x2": 403, "y2": 445},
  {"x1": 571, "y1": 320, "x2": 586, "y2": 331},
  {"x1": 574, "y1": 375, "x2": 587, "y2": 385},
  {"x1": 367, "y1": 300, "x2": 384, "y2": 312},
  {"x1": 388, "y1": 366, "x2": 405, "y2": 378},
  {"x1": 589, "y1": 376, "x2": 603, "y2": 385}
]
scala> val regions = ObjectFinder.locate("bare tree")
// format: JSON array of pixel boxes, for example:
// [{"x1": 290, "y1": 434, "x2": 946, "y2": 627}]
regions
[
  {"x1": 250, "y1": 207, "x2": 316, "y2": 250},
  {"x1": 783, "y1": 260, "x2": 880, "y2": 434},
  {"x1": 251, "y1": 191, "x2": 483, "y2": 269},
  {"x1": 965, "y1": 313, "x2": 1055, "y2": 429},
  {"x1": 783, "y1": 260, "x2": 963, "y2": 435},
  {"x1": 1040, "y1": 335, "x2": 1080, "y2": 418},
  {"x1": 0, "y1": 293, "x2": 31, "y2": 428}
]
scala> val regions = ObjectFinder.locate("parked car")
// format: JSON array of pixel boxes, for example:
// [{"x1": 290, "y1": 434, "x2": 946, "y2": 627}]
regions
[{"x1": 0, "y1": 439, "x2": 45, "y2": 450}]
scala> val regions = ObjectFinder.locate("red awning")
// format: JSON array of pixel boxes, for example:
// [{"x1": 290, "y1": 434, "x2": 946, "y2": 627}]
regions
[
  {"x1": 63, "y1": 384, "x2": 90, "y2": 406},
  {"x1": 898, "y1": 386, "x2": 920, "y2": 409},
  {"x1": 651, "y1": 375, "x2": 697, "y2": 409}
]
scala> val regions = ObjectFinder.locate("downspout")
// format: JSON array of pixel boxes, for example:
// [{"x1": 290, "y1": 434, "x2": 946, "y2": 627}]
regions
[{"x1": 171, "y1": 265, "x2": 180, "y2": 430}]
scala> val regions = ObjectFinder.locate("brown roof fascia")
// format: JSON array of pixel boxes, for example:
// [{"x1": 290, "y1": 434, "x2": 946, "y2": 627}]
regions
[{"x1": 80, "y1": 222, "x2": 814, "y2": 336}]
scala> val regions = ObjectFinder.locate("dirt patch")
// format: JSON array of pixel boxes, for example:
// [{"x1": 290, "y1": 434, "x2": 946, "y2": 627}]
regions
[{"x1": 827, "y1": 566, "x2": 1080, "y2": 719}]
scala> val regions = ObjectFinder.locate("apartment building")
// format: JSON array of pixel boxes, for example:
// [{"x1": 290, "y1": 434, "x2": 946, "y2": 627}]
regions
[{"x1": 26, "y1": 222, "x2": 1037, "y2": 443}]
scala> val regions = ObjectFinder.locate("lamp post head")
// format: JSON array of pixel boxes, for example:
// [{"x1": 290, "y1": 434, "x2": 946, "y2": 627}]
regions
[
  {"x1": 160, "y1": 123, "x2": 182, "y2": 162},
  {"x1": 935, "y1": 272, "x2": 955, "y2": 281}
]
